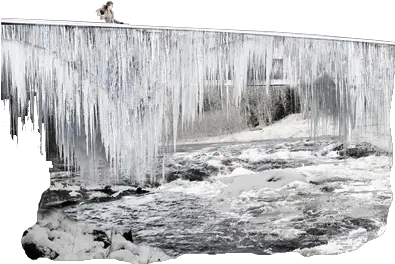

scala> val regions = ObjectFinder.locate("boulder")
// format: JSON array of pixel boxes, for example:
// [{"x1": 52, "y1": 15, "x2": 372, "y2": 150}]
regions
[
  {"x1": 92, "y1": 230, "x2": 111, "y2": 249},
  {"x1": 123, "y1": 230, "x2": 134, "y2": 243}
]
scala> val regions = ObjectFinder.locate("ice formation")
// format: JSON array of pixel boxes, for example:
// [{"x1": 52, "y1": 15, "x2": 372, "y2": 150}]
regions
[{"x1": 1, "y1": 21, "x2": 394, "y2": 184}]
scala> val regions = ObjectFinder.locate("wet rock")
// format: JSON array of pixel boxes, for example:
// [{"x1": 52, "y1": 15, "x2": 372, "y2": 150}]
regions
[
  {"x1": 165, "y1": 172, "x2": 179, "y2": 182},
  {"x1": 116, "y1": 189, "x2": 136, "y2": 197},
  {"x1": 320, "y1": 186, "x2": 335, "y2": 192},
  {"x1": 87, "y1": 196, "x2": 114, "y2": 203},
  {"x1": 309, "y1": 180, "x2": 320, "y2": 185},
  {"x1": 166, "y1": 168, "x2": 210, "y2": 182},
  {"x1": 92, "y1": 230, "x2": 111, "y2": 249},
  {"x1": 243, "y1": 159, "x2": 310, "y2": 172},
  {"x1": 40, "y1": 183, "x2": 152, "y2": 209},
  {"x1": 41, "y1": 200, "x2": 81, "y2": 209},
  {"x1": 136, "y1": 187, "x2": 149, "y2": 195},
  {"x1": 305, "y1": 228, "x2": 327, "y2": 236},
  {"x1": 22, "y1": 243, "x2": 45, "y2": 260},
  {"x1": 39, "y1": 189, "x2": 83, "y2": 209},
  {"x1": 22, "y1": 243, "x2": 59, "y2": 260},
  {"x1": 267, "y1": 176, "x2": 281, "y2": 182},
  {"x1": 221, "y1": 159, "x2": 233, "y2": 166},
  {"x1": 338, "y1": 142, "x2": 389, "y2": 158},
  {"x1": 103, "y1": 185, "x2": 114, "y2": 195},
  {"x1": 123, "y1": 230, "x2": 134, "y2": 243}
]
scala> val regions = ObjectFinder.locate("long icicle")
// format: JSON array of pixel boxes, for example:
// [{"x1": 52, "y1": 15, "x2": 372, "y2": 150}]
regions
[{"x1": 2, "y1": 24, "x2": 394, "y2": 185}]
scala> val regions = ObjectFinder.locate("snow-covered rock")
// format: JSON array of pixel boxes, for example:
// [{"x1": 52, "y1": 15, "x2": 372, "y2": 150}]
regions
[{"x1": 21, "y1": 209, "x2": 171, "y2": 263}]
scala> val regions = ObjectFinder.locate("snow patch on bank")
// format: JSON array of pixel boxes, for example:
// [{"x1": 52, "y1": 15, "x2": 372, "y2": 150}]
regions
[{"x1": 179, "y1": 114, "x2": 335, "y2": 144}]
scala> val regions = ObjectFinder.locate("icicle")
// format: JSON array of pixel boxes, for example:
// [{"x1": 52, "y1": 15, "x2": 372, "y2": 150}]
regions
[{"x1": 2, "y1": 23, "x2": 394, "y2": 184}]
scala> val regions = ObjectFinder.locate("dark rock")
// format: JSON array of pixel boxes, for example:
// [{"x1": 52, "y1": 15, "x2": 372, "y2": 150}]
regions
[
  {"x1": 267, "y1": 176, "x2": 281, "y2": 182},
  {"x1": 123, "y1": 230, "x2": 134, "y2": 243},
  {"x1": 305, "y1": 228, "x2": 327, "y2": 236},
  {"x1": 92, "y1": 230, "x2": 111, "y2": 248},
  {"x1": 103, "y1": 185, "x2": 114, "y2": 195},
  {"x1": 339, "y1": 142, "x2": 389, "y2": 159},
  {"x1": 221, "y1": 159, "x2": 233, "y2": 166},
  {"x1": 136, "y1": 187, "x2": 149, "y2": 195},
  {"x1": 39, "y1": 188, "x2": 87, "y2": 209},
  {"x1": 117, "y1": 189, "x2": 136, "y2": 197},
  {"x1": 243, "y1": 159, "x2": 307, "y2": 172},
  {"x1": 166, "y1": 168, "x2": 210, "y2": 182},
  {"x1": 183, "y1": 168, "x2": 209, "y2": 181},
  {"x1": 40, "y1": 199, "x2": 81, "y2": 209},
  {"x1": 22, "y1": 243, "x2": 59, "y2": 260},
  {"x1": 166, "y1": 171, "x2": 181, "y2": 182},
  {"x1": 333, "y1": 144, "x2": 344, "y2": 151},
  {"x1": 309, "y1": 181, "x2": 320, "y2": 185},
  {"x1": 22, "y1": 228, "x2": 59, "y2": 260},
  {"x1": 22, "y1": 243, "x2": 45, "y2": 260},
  {"x1": 320, "y1": 186, "x2": 335, "y2": 192},
  {"x1": 87, "y1": 196, "x2": 114, "y2": 203}
]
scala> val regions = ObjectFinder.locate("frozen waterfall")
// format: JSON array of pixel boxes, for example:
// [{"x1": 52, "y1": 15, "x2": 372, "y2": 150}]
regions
[{"x1": 1, "y1": 20, "x2": 394, "y2": 184}]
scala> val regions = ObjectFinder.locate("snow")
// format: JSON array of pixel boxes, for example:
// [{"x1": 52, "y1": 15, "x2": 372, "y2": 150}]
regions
[
  {"x1": 22, "y1": 209, "x2": 171, "y2": 263},
  {"x1": 228, "y1": 167, "x2": 256, "y2": 177},
  {"x1": 69, "y1": 191, "x2": 81, "y2": 197},
  {"x1": 217, "y1": 168, "x2": 307, "y2": 200},
  {"x1": 179, "y1": 114, "x2": 314, "y2": 144},
  {"x1": 108, "y1": 250, "x2": 139, "y2": 264}
]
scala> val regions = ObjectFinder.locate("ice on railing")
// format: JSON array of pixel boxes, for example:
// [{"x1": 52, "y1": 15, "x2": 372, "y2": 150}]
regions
[{"x1": 1, "y1": 23, "x2": 394, "y2": 184}]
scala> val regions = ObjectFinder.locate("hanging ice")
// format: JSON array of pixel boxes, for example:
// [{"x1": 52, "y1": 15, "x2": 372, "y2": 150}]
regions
[{"x1": 1, "y1": 21, "x2": 394, "y2": 184}]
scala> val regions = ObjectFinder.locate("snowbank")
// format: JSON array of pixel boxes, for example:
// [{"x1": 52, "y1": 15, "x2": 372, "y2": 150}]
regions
[
  {"x1": 21, "y1": 209, "x2": 171, "y2": 263},
  {"x1": 179, "y1": 114, "x2": 335, "y2": 144},
  {"x1": 178, "y1": 113, "x2": 391, "y2": 154}
]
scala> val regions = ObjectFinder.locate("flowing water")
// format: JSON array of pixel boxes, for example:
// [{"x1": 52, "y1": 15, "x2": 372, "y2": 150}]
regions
[{"x1": 61, "y1": 137, "x2": 392, "y2": 256}]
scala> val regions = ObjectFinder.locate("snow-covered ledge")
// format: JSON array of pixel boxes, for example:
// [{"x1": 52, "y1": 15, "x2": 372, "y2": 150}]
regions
[{"x1": 2, "y1": 18, "x2": 395, "y2": 45}]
